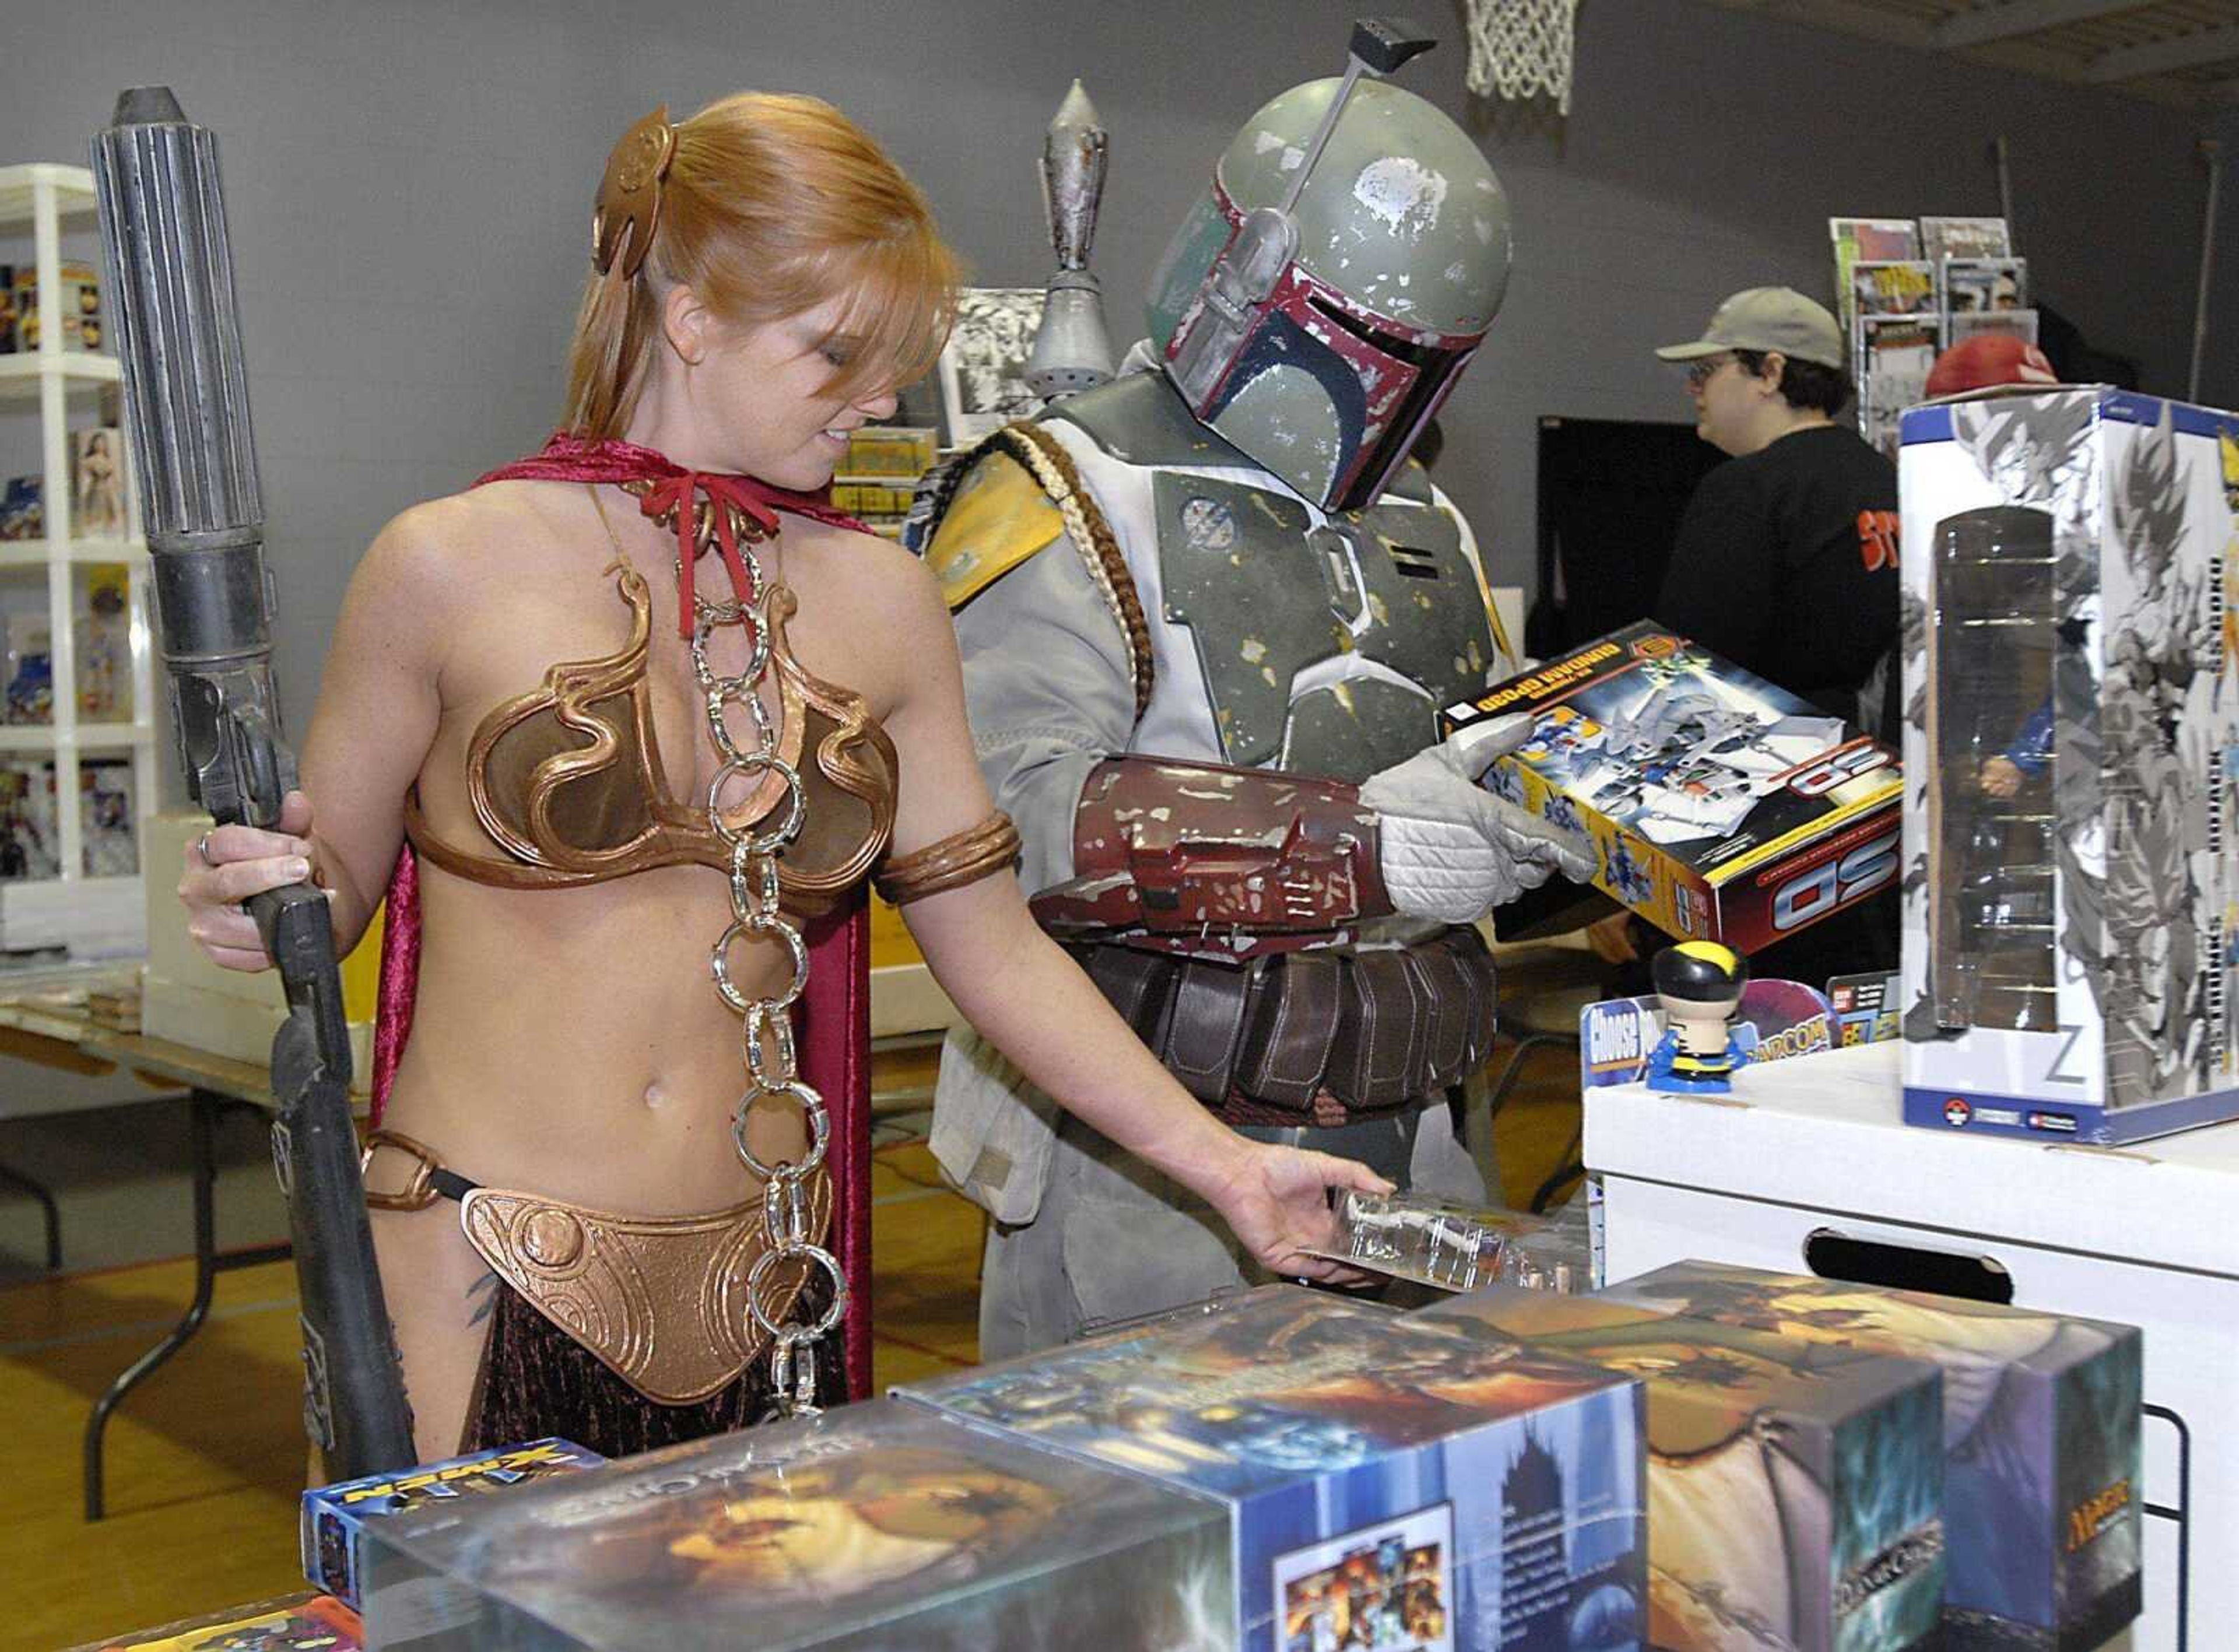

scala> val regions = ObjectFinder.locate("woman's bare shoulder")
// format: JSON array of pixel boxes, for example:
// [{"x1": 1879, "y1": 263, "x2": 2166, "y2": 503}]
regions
[
  {"x1": 787, "y1": 515, "x2": 939, "y2": 621},
  {"x1": 353, "y1": 481, "x2": 584, "y2": 600},
  {"x1": 782, "y1": 516, "x2": 953, "y2": 719}
]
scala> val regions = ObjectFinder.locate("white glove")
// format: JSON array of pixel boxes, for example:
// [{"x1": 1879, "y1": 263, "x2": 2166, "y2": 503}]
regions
[{"x1": 1359, "y1": 716, "x2": 1598, "y2": 924}]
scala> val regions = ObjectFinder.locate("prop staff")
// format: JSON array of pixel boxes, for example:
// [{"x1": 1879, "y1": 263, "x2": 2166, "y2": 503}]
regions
[{"x1": 92, "y1": 86, "x2": 415, "y2": 1478}]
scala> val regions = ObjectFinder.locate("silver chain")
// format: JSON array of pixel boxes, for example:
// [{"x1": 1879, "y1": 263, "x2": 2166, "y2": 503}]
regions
[{"x1": 661, "y1": 491, "x2": 846, "y2": 1419}]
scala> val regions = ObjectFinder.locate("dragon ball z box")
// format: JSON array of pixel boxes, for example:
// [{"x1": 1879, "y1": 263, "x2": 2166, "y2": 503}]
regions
[
  {"x1": 301, "y1": 1437, "x2": 604, "y2": 1609},
  {"x1": 1898, "y1": 387, "x2": 2239, "y2": 1145},
  {"x1": 356, "y1": 1399, "x2": 1230, "y2": 1651},
  {"x1": 901, "y1": 1284, "x2": 1647, "y2": 1652},
  {"x1": 1605, "y1": 1260, "x2": 2142, "y2": 1650},
  {"x1": 1441, "y1": 621, "x2": 1901, "y2": 951},
  {"x1": 1419, "y1": 1284, "x2": 1945, "y2": 1652}
]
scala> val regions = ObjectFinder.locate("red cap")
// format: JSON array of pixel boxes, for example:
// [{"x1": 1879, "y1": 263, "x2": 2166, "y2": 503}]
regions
[{"x1": 1925, "y1": 335, "x2": 2058, "y2": 399}]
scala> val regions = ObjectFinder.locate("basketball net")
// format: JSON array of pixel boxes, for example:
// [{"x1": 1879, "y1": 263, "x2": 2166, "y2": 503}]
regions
[{"x1": 1464, "y1": 0, "x2": 1581, "y2": 114}]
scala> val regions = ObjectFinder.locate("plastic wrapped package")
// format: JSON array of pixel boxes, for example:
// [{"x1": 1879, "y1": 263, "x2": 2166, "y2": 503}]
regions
[{"x1": 359, "y1": 1399, "x2": 1231, "y2": 1651}]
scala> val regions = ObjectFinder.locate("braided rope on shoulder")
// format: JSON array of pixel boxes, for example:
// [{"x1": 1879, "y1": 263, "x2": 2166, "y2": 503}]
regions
[{"x1": 930, "y1": 421, "x2": 1154, "y2": 724}]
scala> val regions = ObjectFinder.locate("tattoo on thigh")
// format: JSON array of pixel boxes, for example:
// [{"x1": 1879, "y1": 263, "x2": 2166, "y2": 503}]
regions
[{"x1": 466, "y1": 1268, "x2": 501, "y2": 1327}]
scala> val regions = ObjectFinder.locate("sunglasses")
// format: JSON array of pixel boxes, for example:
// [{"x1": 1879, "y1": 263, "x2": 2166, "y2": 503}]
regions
[{"x1": 1682, "y1": 354, "x2": 1737, "y2": 390}]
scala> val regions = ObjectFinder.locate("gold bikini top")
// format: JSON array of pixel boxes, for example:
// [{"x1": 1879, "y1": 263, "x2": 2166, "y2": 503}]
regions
[{"x1": 403, "y1": 558, "x2": 898, "y2": 916}]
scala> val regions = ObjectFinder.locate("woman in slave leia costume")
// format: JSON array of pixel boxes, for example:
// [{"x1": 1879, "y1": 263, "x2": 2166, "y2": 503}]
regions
[{"x1": 179, "y1": 93, "x2": 1382, "y2": 1463}]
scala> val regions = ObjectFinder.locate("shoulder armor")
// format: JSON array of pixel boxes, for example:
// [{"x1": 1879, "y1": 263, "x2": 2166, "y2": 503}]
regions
[
  {"x1": 929, "y1": 423, "x2": 1156, "y2": 721},
  {"x1": 1045, "y1": 371, "x2": 1258, "y2": 470},
  {"x1": 927, "y1": 448, "x2": 1065, "y2": 610}
]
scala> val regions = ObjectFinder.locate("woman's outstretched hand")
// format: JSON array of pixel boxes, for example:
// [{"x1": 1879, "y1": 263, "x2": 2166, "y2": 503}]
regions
[
  {"x1": 177, "y1": 789, "x2": 320, "y2": 972},
  {"x1": 1199, "y1": 1137, "x2": 1394, "y2": 1286}
]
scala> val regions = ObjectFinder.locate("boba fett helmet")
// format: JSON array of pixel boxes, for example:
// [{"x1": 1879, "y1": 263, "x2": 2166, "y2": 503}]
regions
[{"x1": 1147, "y1": 19, "x2": 1512, "y2": 512}]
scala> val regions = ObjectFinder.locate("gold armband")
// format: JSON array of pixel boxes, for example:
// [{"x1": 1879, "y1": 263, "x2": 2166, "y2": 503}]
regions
[{"x1": 874, "y1": 811, "x2": 1022, "y2": 905}]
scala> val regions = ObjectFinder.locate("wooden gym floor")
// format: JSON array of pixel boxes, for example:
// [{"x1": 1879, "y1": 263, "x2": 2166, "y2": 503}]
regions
[{"x1": 0, "y1": 1038, "x2": 1584, "y2": 1649}]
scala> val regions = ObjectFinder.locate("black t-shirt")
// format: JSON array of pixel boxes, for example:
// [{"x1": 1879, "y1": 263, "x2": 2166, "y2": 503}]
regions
[
  {"x1": 1654, "y1": 424, "x2": 1900, "y2": 722},
  {"x1": 1647, "y1": 423, "x2": 1903, "y2": 982}
]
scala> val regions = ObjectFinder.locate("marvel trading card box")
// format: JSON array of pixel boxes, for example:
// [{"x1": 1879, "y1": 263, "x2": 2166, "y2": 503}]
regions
[
  {"x1": 1441, "y1": 621, "x2": 1901, "y2": 951},
  {"x1": 356, "y1": 1398, "x2": 1230, "y2": 1651},
  {"x1": 1419, "y1": 1284, "x2": 1945, "y2": 1652},
  {"x1": 301, "y1": 1436, "x2": 605, "y2": 1609},
  {"x1": 1605, "y1": 1260, "x2": 2142, "y2": 1650},
  {"x1": 900, "y1": 1284, "x2": 1647, "y2": 1652},
  {"x1": 1898, "y1": 387, "x2": 2239, "y2": 1144}
]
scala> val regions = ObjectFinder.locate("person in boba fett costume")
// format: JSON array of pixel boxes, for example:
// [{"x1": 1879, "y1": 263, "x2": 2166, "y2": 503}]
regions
[{"x1": 925, "y1": 20, "x2": 1595, "y2": 1359}]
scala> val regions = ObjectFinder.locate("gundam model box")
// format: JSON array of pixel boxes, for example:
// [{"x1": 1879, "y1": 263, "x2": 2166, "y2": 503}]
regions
[
  {"x1": 1443, "y1": 621, "x2": 1901, "y2": 952},
  {"x1": 1898, "y1": 387, "x2": 2239, "y2": 1143},
  {"x1": 1419, "y1": 1285, "x2": 1946, "y2": 1652},
  {"x1": 300, "y1": 1436, "x2": 604, "y2": 1609},
  {"x1": 356, "y1": 1399, "x2": 1229, "y2": 1651},
  {"x1": 901, "y1": 1285, "x2": 1646, "y2": 1652},
  {"x1": 1604, "y1": 1260, "x2": 2142, "y2": 1650}
]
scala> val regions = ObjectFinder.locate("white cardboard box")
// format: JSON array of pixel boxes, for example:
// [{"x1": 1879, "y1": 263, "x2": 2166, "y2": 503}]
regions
[{"x1": 1590, "y1": 1039, "x2": 2230, "y2": 1651}]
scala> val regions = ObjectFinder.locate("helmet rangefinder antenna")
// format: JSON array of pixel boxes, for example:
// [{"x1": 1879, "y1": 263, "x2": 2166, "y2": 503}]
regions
[
  {"x1": 1171, "y1": 16, "x2": 1436, "y2": 407},
  {"x1": 1277, "y1": 16, "x2": 1438, "y2": 218}
]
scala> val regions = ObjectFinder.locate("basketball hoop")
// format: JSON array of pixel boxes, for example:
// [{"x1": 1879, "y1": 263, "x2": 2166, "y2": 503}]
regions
[{"x1": 1464, "y1": 0, "x2": 1581, "y2": 115}]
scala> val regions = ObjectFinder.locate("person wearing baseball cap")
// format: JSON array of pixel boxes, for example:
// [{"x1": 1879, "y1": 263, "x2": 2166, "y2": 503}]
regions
[
  {"x1": 1650, "y1": 286, "x2": 1896, "y2": 722},
  {"x1": 1654, "y1": 286, "x2": 1854, "y2": 456},
  {"x1": 1625, "y1": 284, "x2": 1901, "y2": 984}
]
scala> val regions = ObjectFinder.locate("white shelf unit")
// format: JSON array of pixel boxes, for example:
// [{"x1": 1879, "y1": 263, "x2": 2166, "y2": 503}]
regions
[{"x1": 0, "y1": 163, "x2": 157, "y2": 955}]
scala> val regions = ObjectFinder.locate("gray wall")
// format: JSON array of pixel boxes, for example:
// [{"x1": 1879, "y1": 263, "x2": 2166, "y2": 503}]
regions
[
  {"x1": 0, "y1": 0, "x2": 2224, "y2": 760},
  {"x1": 2207, "y1": 103, "x2": 2239, "y2": 402}
]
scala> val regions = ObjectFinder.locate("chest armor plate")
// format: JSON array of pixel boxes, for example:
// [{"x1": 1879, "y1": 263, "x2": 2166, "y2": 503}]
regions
[{"x1": 1152, "y1": 472, "x2": 1497, "y2": 782}]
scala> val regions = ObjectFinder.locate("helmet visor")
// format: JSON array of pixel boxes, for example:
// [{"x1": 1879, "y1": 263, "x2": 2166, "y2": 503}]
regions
[
  {"x1": 1197, "y1": 259, "x2": 1479, "y2": 511},
  {"x1": 1146, "y1": 191, "x2": 1232, "y2": 352},
  {"x1": 1299, "y1": 291, "x2": 1479, "y2": 512}
]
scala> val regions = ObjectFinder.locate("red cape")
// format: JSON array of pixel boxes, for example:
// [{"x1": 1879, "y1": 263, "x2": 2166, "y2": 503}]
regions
[{"x1": 369, "y1": 434, "x2": 876, "y2": 1400}]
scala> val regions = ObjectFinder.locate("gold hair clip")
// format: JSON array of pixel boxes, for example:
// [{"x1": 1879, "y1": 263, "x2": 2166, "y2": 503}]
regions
[{"x1": 592, "y1": 105, "x2": 678, "y2": 280}]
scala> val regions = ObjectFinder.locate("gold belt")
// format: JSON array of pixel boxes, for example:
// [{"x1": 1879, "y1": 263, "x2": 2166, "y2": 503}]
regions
[{"x1": 363, "y1": 1129, "x2": 833, "y2": 1406}]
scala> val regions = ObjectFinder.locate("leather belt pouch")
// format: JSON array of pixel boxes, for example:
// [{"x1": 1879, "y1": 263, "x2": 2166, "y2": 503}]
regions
[
  {"x1": 1166, "y1": 959, "x2": 1253, "y2": 1103},
  {"x1": 1236, "y1": 948, "x2": 1342, "y2": 1109},
  {"x1": 1331, "y1": 949, "x2": 1430, "y2": 1108},
  {"x1": 1412, "y1": 934, "x2": 1474, "y2": 1091},
  {"x1": 1076, "y1": 928, "x2": 1502, "y2": 1121},
  {"x1": 1083, "y1": 944, "x2": 1179, "y2": 1046}
]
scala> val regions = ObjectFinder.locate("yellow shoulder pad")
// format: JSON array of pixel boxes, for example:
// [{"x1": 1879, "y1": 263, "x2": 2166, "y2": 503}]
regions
[{"x1": 928, "y1": 449, "x2": 1066, "y2": 610}]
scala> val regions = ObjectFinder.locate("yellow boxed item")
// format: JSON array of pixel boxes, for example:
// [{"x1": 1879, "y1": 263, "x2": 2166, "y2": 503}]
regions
[
  {"x1": 831, "y1": 481, "x2": 915, "y2": 516},
  {"x1": 842, "y1": 424, "x2": 938, "y2": 477},
  {"x1": 13, "y1": 260, "x2": 102, "y2": 353},
  {"x1": 142, "y1": 811, "x2": 381, "y2": 1092}
]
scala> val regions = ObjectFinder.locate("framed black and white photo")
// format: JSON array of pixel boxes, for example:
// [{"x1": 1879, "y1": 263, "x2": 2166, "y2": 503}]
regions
[{"x1": 936, "y1": 287, "x2": 1047, "y2": 447}]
